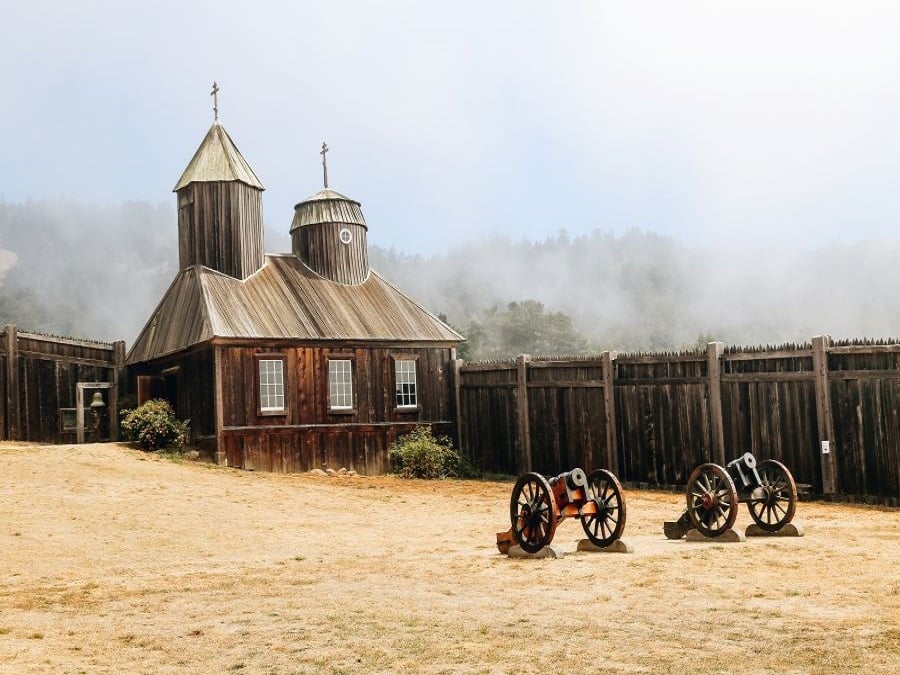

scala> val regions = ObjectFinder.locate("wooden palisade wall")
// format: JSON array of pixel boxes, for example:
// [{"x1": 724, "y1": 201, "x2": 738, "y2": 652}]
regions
[
  {"x1": 0, "y1": 325, "x2": 125, "y2": 443},
  {"x1": 458, "y1": 337, "x2": 900, "y2": 503}
]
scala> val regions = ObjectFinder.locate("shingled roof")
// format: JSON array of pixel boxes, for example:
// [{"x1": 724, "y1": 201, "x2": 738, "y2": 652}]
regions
[
  {"x1": 126, "y1": 255, "x2": 462, "y2": 364},
  {"x1": 173, "y1": 121, "x2": 264, "y2": 191}
]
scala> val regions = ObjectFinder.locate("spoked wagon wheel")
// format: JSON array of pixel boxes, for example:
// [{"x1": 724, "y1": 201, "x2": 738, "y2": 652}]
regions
[
  {"x1": 748, "y1": 459, "x2": 797, "y2": 532},
  {"x1": 580, "y1": 469, "x2": 627, "y2": 547},
  {"x1": 686, "y1": 463, "x2": 738, "y2": 538},
  {"x1": 510, "y1": 472, "x2": 559, "y2": 553}
]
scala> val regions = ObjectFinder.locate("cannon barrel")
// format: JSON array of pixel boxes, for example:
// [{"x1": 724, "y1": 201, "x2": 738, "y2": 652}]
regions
[
  {"x1": 565, "y1": 468, "x2": 588, "y2": 491},
  {"x1": 726, "y1": 452, "x2": 761, "y2": 488}
]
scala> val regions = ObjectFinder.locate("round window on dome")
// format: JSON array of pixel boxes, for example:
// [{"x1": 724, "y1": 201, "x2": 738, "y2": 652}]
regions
[{"x1": 339, "y1": 228, "x2": 353, "y2": 245}]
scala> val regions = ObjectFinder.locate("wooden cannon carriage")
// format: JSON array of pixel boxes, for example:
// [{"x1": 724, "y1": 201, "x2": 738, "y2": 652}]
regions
[
  {"x1": 664, "y1": 452, "x2": 798, "y2": 539},
  {"x1": 497, "y1": 468, "x2": 626, "y2": 554}
]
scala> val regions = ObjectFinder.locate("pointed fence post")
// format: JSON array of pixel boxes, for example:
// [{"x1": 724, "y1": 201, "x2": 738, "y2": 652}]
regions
[
  {"x1": 707, "y1": 341, "x2": 726, "y2": 465},
  {"x1": 5, "y1": 325, "x2": 19, "y2": 441},
  {"x1": 812, "y1": 335, "x2": 837, "y2": 494},
  {"x1": 515, "y1": 354, "x2": 532, "y2": 474},
  {"x1": 452, "y1": 350, "x2": 465, "y2": 458},
  {"x1": 601, "y1": 350, "x2": 618, "y2": 473},
  {"x1": 111, "y1": 340, "x2": 126, "y2": 442}
]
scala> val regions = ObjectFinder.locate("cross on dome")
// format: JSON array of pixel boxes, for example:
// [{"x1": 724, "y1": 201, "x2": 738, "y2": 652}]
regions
[
  {"x1": 320, "y1": 142, "x2": 329, "y2": 188},
  {"x1": 210, "y1": 81, "x2": 220, "y2": 121}
]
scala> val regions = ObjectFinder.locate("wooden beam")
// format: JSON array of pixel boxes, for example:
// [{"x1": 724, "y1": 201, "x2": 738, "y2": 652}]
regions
[
  {"x1": 707, "y1": 341, "x2": 726, "y2": 465},
  {"x1": 721, "y1": 371, "x2": 816, "y2": 383},
  {"x1": 15, "y1": 331, "x2": 117, "y2": 350},
  {"x1": 515, "y1": 354, "x2": 531, "y2": 474},
  {"x1": 828, "y1": 369, "x2": 900, "y2": 380},
  {"x1": 527, "y1": 380, "x2": 604, "y2": 388},
  {"x1": 614, "y1": 377, "x2": 707, "y2": 386},
  {"x1": 214, "y1": 346, "x2": 226, "y2": 466},
  {"x1": 111, "y1": 341, "x2": 126, "y2": 442},
  {"x1": 812, "y1": 335, "x2": 837, "y2": 494},
  {"x1": 452, "y1": 351, "x2": 464, "y2": 458},
  {"x1": 458, "y1": 362, "x2": 517, "y2": 373},
  {"x1": 601, "y1": 350, "x2": 618, "y2": 473},
  {"x1": 723, "y1": 349, "x2": 814, "y2": 362},
  {"x1": 5, "y1": 325, "x2": 19, "y2": 441},
  {"x1": 527, "y1": 358, "x2": 604, "y2": 369}
]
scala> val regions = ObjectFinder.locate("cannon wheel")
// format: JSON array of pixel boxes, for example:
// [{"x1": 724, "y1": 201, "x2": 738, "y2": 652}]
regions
[
  {"x1": 747, "y1": 459, "x2": 797, "y2": 531},
  {"x1": 580, "y1": 469, "x2": 626, "y2": 547},
  {"x1": 510, "y1": 472, "x2": 559, "y2": 553},
  {"x1": 686, "y1": 463, "x2": 738, "y2": 538}
]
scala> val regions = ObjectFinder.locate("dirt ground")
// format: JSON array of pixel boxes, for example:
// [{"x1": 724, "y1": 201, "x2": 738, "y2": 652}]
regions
[{"x1": 1, "y1": 443, "x2": 898, "y2": 674}]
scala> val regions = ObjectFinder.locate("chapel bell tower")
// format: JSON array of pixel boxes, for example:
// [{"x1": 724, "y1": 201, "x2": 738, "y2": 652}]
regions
[{"x1": 173, "y1": 83, "x2": 265, "y2": 280}]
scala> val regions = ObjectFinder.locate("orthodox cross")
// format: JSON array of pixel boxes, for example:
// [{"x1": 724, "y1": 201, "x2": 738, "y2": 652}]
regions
[
  {"x1": 210, "y1": 81, "x2": 220, "y2": 121},
  {"x1": 320, "y1": 142, "x2": 329, "y2": 189}
]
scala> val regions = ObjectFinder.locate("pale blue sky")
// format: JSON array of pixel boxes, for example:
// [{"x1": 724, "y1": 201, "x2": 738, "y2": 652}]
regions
[{"x1": 3, "y1": 1, "x2": 900, "y2": 254}]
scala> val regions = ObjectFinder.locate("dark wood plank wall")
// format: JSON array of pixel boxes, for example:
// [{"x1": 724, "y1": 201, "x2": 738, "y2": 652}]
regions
[
  {"x1": 460, "y1": 342, "x2": 900, "y2": 500},
  {"x1": 458, "y1": 363, "x2": 518, "y2": 475},
  {"x1": 220, "y1": 423, "x2": 455, "y2": 475},
  {"x1": 1, "y1": 326, "x2": 122, "y2": 442},
  {"x1": 132, "y1": 348, "x2": 218, "y2": 441},
  {"x1": 615, "y1": 356, "x2": 711, "y2": 487},
  {"x1": 178, "y1": 182, "x2": 264, "y2": 280},
  {"x1": 527, "y1": 360, "x2": 607, "y2": 475},
  {"x1": 0, "y1": 352, "x2": 6, "y2": 439},
  {"x1": 719, "y1": 349, "x2": 821, "y2": 493},
  {"x1": 217, "y1": 344, "x2": 456, "y2": 474},
  {"x1": 294, "y1": 222, "x2": 369, "y2": 285},
  {"x1": 829, "y1": 347, "x2": 900, "y2": 499}
]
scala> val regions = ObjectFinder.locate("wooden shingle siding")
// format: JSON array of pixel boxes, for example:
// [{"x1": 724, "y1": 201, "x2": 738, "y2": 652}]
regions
[
  {"x1": 173, "y1": 122, "x2": 263, "y2": 191},
  {"x1": 291, "y1": 189, "x2": 369, "y2": 285},
  {"x1": 294, "y1": 221, "x2": 369, "y2": 285}
]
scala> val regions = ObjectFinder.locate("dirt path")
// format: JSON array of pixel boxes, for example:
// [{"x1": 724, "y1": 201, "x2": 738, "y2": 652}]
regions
[{"x1": 1, "y1": 443, "x2": 898, "y2": 674}]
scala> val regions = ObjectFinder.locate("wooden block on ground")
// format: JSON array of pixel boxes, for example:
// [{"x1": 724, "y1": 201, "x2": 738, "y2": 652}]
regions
[
  {"x1": 685, "y1": 528, "x2": 746, "y2": 543},
  {"x1": 576, "y1": 538, "x2": 634, "y2": 553},
  {"x1": 745, "y1": 522, "x2": 805, "y2": 537},
  {"x1": 507, "y1": 545, "x2": 563, "y2": 559}
]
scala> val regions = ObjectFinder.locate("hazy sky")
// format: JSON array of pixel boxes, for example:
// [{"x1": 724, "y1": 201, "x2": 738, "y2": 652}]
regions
[{"x1": 3, "y1": 1, "x2": 900, "y2": 254}]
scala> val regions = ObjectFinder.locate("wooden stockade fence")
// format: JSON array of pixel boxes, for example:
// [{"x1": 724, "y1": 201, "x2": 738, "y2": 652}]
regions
[
  {"x1": 457, "y1": 336, "x2": 900, "y2": 504},
  {"x1": 1, "y1": 325, "x2": 125, "y2": 444}
]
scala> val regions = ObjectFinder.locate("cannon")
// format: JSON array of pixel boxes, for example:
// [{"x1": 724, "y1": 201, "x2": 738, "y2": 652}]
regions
[
  {"x1": 497, "y1": 468, "x2": 626, "y2": 554},
  {"x1": 664, "y1": 452, "x2": 798, "y2": 539}
]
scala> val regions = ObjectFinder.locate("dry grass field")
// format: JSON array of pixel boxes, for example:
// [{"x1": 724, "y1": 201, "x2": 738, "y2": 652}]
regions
[{"x1": 1, "y1": 442, "x2": 898, "y2": 674}]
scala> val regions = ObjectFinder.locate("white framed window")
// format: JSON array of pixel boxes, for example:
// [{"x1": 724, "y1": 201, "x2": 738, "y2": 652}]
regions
[
  {"x1": 395, "y1": 359, "x2": 418, "y2": 408},
  {"x1": 328, "y1": 359, "x2": 354, "y2": 410},
  {"x1": 258, "y1": 359, "x2": 285, "y2": 412}
]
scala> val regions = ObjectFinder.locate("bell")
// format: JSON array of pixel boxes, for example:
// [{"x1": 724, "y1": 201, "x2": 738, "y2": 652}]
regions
[{"x1": 89, "y1": 392, "x2": 106, "y2": 408}]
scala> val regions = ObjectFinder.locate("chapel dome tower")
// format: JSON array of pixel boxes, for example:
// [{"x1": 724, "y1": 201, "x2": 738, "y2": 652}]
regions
[
  {"x1": 291, "y1": 145, "x2": 369, "y2": 285},
  {"x1": 173, "y1": 119, "x2": 265, "y2": 280}
]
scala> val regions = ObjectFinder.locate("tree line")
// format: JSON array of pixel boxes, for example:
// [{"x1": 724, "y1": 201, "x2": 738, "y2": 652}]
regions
[{"x1": 4, "y1": 199, "x2": 900, "y2": 360}]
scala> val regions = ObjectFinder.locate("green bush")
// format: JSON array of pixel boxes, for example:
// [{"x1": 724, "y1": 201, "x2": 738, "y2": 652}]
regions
[
  {"x1": 120, "y1": 399, "x2": 187, "y2": 451},
  {"x1": 389, "y1": 426, "x2": 476, "y2": 479}
]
